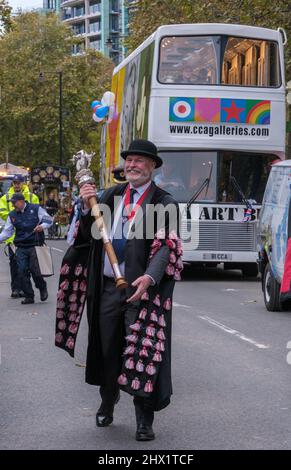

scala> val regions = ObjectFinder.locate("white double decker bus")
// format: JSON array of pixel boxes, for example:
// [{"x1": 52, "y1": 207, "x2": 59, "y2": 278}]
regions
[{"x1": 103, "y1": 23, "x2": 287, "y2": 276}]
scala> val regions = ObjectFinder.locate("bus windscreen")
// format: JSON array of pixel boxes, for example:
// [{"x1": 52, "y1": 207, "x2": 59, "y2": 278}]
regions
[{"x1": 154, "y1": 151, "x2": 275, "y2": 204}]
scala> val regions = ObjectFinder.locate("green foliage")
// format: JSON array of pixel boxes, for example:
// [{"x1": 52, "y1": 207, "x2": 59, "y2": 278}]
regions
[
  {"x1": 126, "y1": 0, "x2": 290, "y2": 79},
  {"x1": 0, "y1": 12, "x2": 113, "y2": 180}
]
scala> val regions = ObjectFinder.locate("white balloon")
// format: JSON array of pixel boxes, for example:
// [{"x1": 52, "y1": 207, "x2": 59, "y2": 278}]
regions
[
  {"x1": 101, "y1": 91, "x2": 115, "y2": 107},
  {"x1": 92, "y1": 113, "x2": 103, "y2": 123}
]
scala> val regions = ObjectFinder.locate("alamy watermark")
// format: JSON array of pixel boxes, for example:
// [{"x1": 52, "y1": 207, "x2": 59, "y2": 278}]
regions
[{"x1": 89, "y1": 197, "x2": 200, "y2": 248}]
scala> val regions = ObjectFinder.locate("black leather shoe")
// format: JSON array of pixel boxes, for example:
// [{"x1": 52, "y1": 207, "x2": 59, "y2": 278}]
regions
[
  {"x1": 96, "y1": 413, "x2": 113, "y2": 427},
  {"x1": 40, "y1": 287, "x2": 48, "y2": 301},
  {"x1": 11, "y1": 290, "x2": 20, "y2": 298},
  {"x1": 135, "y1": 424, "x2": 155, "y2": 441},
  {"x1": 96, "y1": 391, "x2": 120, "y2": 428},
  {"x1": 21, "y1": 298, "x2": 34, "y2": 305}
]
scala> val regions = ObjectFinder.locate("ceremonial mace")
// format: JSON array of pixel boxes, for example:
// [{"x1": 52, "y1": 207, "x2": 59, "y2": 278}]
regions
[{"x1": 71, "y1": 150, "x2": 128, "y2": 290}]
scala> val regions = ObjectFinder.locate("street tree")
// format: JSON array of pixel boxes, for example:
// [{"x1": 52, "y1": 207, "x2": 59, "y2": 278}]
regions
[{"x1": 0, "y1": 0, "x2": 13, "y2": 34}]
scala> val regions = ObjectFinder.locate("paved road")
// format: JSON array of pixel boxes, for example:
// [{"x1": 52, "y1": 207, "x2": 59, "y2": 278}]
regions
[{"x1": 1, "y1": 240, "x2": 291, "y2": 450}]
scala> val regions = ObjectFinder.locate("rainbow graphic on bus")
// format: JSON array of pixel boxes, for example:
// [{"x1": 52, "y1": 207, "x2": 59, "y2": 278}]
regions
[
  {"x1": 246, "y1": 100, "x2": 271, "y2": 125},
  {"x1": 169, "y1": 97, "x2": 271, "y2": 125}
]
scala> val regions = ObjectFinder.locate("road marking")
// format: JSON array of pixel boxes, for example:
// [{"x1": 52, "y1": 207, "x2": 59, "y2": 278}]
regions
[
  {"x1": 51, "y1": 247, "x2": 65, "y2": 253},
  {"x1": 173, "y1": 301, "x2": 192, "y2": 309},
  {"x1": 198, "y1": 315, "x2": 270, "y2": 350},
  {"x1": 20, "y1": 337, "x2": 42, "y2": 342}
]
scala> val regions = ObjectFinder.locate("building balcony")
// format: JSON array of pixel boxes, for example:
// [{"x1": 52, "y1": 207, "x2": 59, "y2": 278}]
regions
[
  {"x1": 61, "y1": 0, "x2": 85, "y2": 7},
  {"x1": 88, "y1": 10, "x2": 101, "y2": 19},
  {"x1": 87, "y1": 30, "x2": 101, "y2": 38},
  {"x1": 62, "y1": 12, "x2": 86, "y2": 23}
]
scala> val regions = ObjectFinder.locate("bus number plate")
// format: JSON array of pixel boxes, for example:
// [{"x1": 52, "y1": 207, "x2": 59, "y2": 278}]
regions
[{"x1": 203, "y1": 253, "x2": 232, "y2": 261}]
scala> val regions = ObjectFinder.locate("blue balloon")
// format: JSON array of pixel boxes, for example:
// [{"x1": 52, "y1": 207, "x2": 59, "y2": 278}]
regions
[
  {"x1": 95, "y1": 105, "x2": 109, "y2": 118},
  {"x1": 91, "y1": 100, "x2": 101, "y2": 109}
]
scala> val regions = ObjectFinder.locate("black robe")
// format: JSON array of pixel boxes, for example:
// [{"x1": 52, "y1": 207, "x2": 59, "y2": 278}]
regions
[{"x1": 55, "y1": 182, "x2": 182, "y2": 411}]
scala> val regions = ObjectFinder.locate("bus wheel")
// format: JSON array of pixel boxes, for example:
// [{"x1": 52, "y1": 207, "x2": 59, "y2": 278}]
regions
[
  {"x1": 263, "y1": 263, "x2": 281, "y2": 312},
  {"x1": 241, "y1": 263, "x2": 258, "y2": 278}
]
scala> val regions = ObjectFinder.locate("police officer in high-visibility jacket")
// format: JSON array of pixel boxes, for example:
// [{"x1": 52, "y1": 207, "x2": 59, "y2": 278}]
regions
[
  {"x1": 0, "y1": 193, "x2": 53, "y2": 304},
  {"x1": 0, "y1": 174, "x2": 39, "y2": 298}
]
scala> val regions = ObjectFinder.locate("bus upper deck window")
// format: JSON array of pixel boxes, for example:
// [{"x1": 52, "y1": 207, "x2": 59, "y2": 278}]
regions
[
  {"x1": 159, "y1": 35, "x2": 281, "y2": 87},
  {"x1": 158, "y1": 36, "x2": 219, "y2": 85},
  {"x1": 221, "y1": 37, "x2": 281, "y2": 87}
]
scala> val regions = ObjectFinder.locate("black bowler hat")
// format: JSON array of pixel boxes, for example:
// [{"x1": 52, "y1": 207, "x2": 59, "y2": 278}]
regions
[
  {"x1": 11, "y1": 193, "x2": 25, "y2": 203},
  {"x1": 121, "y1": 139, "x2": 163, "y2": 168}
]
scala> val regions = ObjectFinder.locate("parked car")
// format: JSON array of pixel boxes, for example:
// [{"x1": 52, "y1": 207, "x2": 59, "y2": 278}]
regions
[{"x1": 258, "y1": 160, "x2": 291, "y2": 311}]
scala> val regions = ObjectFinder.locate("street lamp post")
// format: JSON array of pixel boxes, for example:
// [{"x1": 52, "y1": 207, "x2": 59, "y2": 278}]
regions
[
  {"x1": 58, "y1": 71, "x2": 63, "y2": 166},
  {"x1": 39, "y1": 70, "x2": 63, "y2": 166}
]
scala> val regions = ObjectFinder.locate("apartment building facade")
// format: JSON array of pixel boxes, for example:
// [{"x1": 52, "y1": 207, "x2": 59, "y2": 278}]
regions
[{"x1": 43, "y1": 0, "x2": 131, "y2": 63}]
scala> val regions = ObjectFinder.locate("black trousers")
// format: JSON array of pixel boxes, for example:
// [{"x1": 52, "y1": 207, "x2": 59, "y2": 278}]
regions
[
  {"x1": 8, "y1": 245, "x2": 21, "y2": 292},
  {"x1": 15, "y1": 246, "x2": 46, "y2": 299},
  {"x1": 98, "y1": 276, "x2": 154, "y2": 425}
]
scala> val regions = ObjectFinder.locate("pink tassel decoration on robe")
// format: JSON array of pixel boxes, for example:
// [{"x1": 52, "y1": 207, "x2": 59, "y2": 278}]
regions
[
  {"x1": 144, "y1": 380, "x2": 153, "y2": 393},
  {"x1": 145, "y1": 362, "x2": 156, "y2": 376},
  {"x1": 155, "y1": 340, "x2": 165, "y2": 352},
  {"x1": 163, "y1": 298, "x2": 172, "y2": 311},
  {"x1": 66, "y1": 337, "x2": 75, "y2": 350},
  {"x1": 142, "y1": 336, "x2": 153, "y2": 348},
  {"x1": 136, "y1": 359, "x2": 144, "y2": 372},
  {"x1": 139, "y1": 347, "x2": 148, "y2": 358},
  {"x1": 129, "y1": 320, "x2": 141, "y2": 332},
  {"x1": 139, "y1": 308, "x2": 147, "y2": 320},
  {"x1": 125, "y1": 357, "x2": 135, "y2": 369},
  {"x1": 146, "y1": 323, "x2": 156, "y2": 337},
  {"x1": 72, "y1": 280, "x2": 79, "y2": 291},
  {"x1": 68, "y1": 293, "x2": 77, "y2": 303},
  {"x1": 118, "y1": 373, "x2": 128, "y2": 385},
  {"x1": 153, "y1": 294, "x2": 160, "y2": 307},
  {"x1": 146, "y1": 362, "x2": 157, "y2": 375},
  {"x1": 150, "y1": 310, "x2": 158, "y2": 322},
  {"x1": 124, "y1": 344, "x2": 135, "y2": 355},
  {"x1": 60, "y1": 264, "x2": 70, "y2": 275},
  {"x1": 131, "y1": 377, "x2": 141, "y2": 390},
  {"x1": 60, "y1": 279, "x2": 69, "y2": 290},
  {"x1": 157, "y1": 328, "x2": 165, "y2": 341},
  {"x1": 125, "y1": 332, "x2": 138, "y2": 344},
  {"x1": 158, "y1": 314, "x2": 166, "y2": 327},
  {"x1": 74, "y1": 264, "x2": 83, "y2": 276},
  {"x1": 153, "y1": 351, "x2": 162, "y2": 362}
]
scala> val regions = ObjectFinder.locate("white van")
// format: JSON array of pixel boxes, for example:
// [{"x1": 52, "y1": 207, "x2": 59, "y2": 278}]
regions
[{"x1": 258, "y1": 160, "x2": 291, "y2": 311}]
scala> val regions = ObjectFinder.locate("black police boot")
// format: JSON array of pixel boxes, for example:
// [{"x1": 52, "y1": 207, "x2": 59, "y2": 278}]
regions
[
  {"x1": 11, "y1": 290, "x2": 20, "y2": 298},
  {"x1": 40, "y1": 287, "x2": 48, "y2": 301},
  {"x1": 21, "y1": 298, "x2": 35, "y2": 305}
]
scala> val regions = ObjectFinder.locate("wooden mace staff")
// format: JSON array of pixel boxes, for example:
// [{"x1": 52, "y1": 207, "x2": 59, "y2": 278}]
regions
[{"x1": 71, "y1": 150, "x2": 128, "y2": 290}]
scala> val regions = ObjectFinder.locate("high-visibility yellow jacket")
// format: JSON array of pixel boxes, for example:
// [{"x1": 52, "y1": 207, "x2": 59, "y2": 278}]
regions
[{"x1": 0, "y1": 184, "x2": 39, "y2": 244}]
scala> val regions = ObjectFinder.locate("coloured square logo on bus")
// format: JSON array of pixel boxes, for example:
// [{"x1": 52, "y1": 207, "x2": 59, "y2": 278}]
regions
[
  {"x1": 246, "y1": 100, "x2": 271, "y2": 125},
  {"x1": 221, "y1": 99, "x2": 247, "y2": 123},
  {"x1": 194, "y1": 98, "x2": 220, "y2": 123},
  {"x1": 169, "y1": 97, "x2": 195, "y2": 122}
]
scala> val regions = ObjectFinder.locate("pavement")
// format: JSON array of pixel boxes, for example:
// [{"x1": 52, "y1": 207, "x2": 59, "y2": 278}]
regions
[{"x1": 1, "y1": 240, "x2": 291, "y2": 450}]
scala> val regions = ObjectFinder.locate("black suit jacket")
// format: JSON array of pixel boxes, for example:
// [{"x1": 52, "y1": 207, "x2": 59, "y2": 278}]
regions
[{"x1": 75, "y1": 182, "x2": 180, "y2": 389}]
